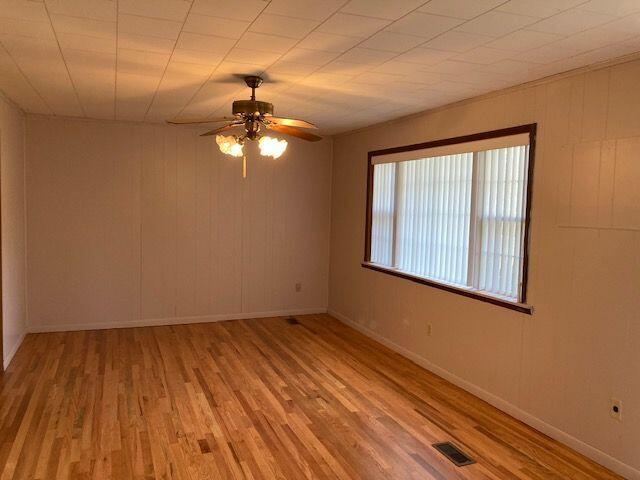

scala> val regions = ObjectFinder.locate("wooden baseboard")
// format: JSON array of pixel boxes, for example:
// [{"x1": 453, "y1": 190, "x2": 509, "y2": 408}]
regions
[
  {"x1": 3, "y1": 331, "x2": 26, "y2": 370},
  {"x1": 328, "y1": 309, "x2": 639, "y2": 480},
  {"x1": 27, "y1": 308, "x2": 328, "y2": 333}
]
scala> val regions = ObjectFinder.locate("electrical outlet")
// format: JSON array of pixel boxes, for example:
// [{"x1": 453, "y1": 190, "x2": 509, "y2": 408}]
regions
[
  {"x1": 295, "y1": 283, "x2": 302, "y2": 292},
  {"x1": 610, "y1": 398, "x2": 622, "y2": 421},
  {"x1": 426, "y1": 324, "x2": 432, "y2": 336}
]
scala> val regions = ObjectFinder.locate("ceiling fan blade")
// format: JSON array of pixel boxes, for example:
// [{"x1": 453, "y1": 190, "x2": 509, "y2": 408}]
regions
[
  {"x1": 266, "y1": 124, "x2": 322, "y2": 142},
  {"x1": 264, "y1": 116, "x2": 317, "y2": 129},
  {"x1": 168, "y1": 117, "x2": 238, "y2": 125},
  {"x1": 200, "y1": 123, "x2": 243, "y2": 137}
]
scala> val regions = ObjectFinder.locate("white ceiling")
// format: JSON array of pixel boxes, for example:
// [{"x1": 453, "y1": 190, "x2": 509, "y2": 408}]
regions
[{"x1": 1, "y1": 0, "x2": 639, "y2": 134}]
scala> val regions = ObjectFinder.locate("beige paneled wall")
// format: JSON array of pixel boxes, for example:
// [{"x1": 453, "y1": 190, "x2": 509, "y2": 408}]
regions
[
  {"x1": 0, "y1": 94, "x2": 27, "y2": 369},
  {"x1": 329, "y1": 58, "x2": 640, "y2": 478},
  {"x1": 26, "y1": 116, "x2": 332, "y2": 331}
]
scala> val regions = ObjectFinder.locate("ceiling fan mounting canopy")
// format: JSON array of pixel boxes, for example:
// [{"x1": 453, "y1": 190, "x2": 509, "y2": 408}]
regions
[{"x1": 243, "y1": 75, "x2": 263, "y2": 90}]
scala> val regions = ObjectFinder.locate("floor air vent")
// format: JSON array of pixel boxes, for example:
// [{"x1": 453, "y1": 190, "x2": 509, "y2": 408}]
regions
[
  {"x1": 286, "y1": 316, "x2": 300, "y2": 325},
  {"x1": 432, "y1": 442, "x2": 475, "y2": 467}
]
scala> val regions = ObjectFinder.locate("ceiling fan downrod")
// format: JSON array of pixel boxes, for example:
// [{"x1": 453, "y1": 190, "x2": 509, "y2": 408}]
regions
[{"x1": 244, "y1": 75, "x2": 263, "y2": 101}]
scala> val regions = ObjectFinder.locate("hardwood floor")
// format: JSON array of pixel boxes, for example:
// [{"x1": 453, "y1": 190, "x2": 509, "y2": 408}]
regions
[{"x1": 0, "y1": 314, "x2": 622, "y2": 479}]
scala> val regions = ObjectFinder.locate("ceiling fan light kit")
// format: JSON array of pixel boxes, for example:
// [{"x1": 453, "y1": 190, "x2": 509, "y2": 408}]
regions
[
  {"x1": 168, "y1": 75, "x2": 320, "y2": 178},
  {"x1": 258, "y1": 136, "x2": 287, "y2": 159},
  {"x1": 216, "y1": 135, "x2": 244, "y2": 157}
]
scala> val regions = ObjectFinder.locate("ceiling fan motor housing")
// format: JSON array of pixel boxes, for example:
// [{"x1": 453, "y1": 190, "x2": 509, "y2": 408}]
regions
[{"x1": 233, "y1": 100, "x2": 273, "y2": 116}]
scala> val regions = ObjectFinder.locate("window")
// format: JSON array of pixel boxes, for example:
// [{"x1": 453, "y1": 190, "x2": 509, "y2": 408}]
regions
[{"x1": 364, "y1": 125, "x2": 535, "y2": 313}]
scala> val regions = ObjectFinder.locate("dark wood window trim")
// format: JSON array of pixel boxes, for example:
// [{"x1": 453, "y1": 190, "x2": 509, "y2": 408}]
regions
[{"x1": 363, "y1": 124, "x2": 536, "y2": 315}]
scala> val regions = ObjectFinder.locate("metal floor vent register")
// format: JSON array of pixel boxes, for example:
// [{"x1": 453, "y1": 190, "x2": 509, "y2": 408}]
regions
[
  {"x1": 432, "y1": 442, "x2": 476, "y2": 467},
  {"x1": 286, "y1": 316, "x2": 300, "y2": 325}
]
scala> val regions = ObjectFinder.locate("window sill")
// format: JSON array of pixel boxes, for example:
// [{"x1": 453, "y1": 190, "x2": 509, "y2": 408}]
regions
[{"x1": 361, "y1": 262, "x2": 533, "y2": 315}]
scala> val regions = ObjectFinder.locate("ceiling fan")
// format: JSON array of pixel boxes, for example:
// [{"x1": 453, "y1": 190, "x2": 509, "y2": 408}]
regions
[{"x1": 168, "y1": 75, "x2": 321, "y2": 177}]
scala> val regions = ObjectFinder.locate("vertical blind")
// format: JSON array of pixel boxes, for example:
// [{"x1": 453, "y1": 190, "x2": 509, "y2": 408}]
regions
[{"x1": 370, "y1": 144, "x2": 529, "y2": 302}]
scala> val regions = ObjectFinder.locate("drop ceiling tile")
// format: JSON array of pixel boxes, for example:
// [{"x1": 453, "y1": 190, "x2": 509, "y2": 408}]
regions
[
  {"x1": 50, "y1": 14, "x2": 115, "y2": 39},
  {"x1": 191, "y1": 0, "x2": 268, "y2": 21},
  {"x1": 58, "y1": 31, "x2": 116, "y2": 53},
  {"x1": 486, "y1": 29, "x2": 562, "y2": 52},
  {"x1": 116, "y1": 100, "x2": 155, "y2": 121},
  {"x1": 1, "y1": 32, "x2": 60, "y2": 61},
  {"x1": 118, "y1": 14, "x2": 182, "y2": 40},
  {"x1": 421, "y1": 30, "x2": 493, "y2": 52},
  {"x1": 387, "y1": 81, "x2": 433, "y2": 96},
  {"x1": 184, "y1": 77, "x2": 245, "y2": 110},
  {"x1": 0, "y1": 17, "x2": 55, "y2": 40},
  {"x1": 178, "y1": 100, "x2": 221, "y2": 119},
  {"x1": 337, "y1": 47, "x2": 397, "y2": 65},
  {"x1": 528, "y1": 9, "x2": 616, "y2": 35},
  {"x1": 117, "y1": 48, "x2": 171, "y2": 77},
  {"x1": 369, "y1": 68, "x2": 442, "y2": 86},
  {"x1": 522, "y1": 41, "x2": 585, "y2": 64},
  {"x1": 387, "y1": 12, "x2": 463, "y2": 38},
  {"x1": 422, "y1": 59, "x2": 478, "y2": 74},
  {"x1": 426, "y1": 79, "x2": 480, "y2": 93},
  {"x1": 317, "y1": 13, "x2": 390, "y2": 38},
  {"x1": 171, "y1": 48, "x2": 224, "y2": 65},
  {"x1": 225, "y1": 47, "x2": 281, "y2": 66},
  {"x1": 0, "y1": 44, "x2": 50, "y2": 112},
  {"x1": 418, "y1": 0, "x2": 505, "y2": 20},
  {"x1": 279, "y1": 47, "x2": 337, "y2": 65},
  {"x1": 603, "y1": 11, "x2": 640, "y2": 33},
  {"x1": 146, "y1": 61, "x2": 212, "y2": 119},
  {"x1": 176, "y1": 32, "x2": 236, "y2": 54},
  {"x1": 457, "y1": 11, "x2": 537, "y2": 37},
  {"x1": 236, "y1": 32, "x2": 298, "y2": 54},
  {"x1": 267, "y1": 60, "x2": 317, "y2": 75},
  {"x1": 371, "y1": 60, "x2": 434, "y2": 74},
  {"x1": 264, "y1": 0, "x2": 344, "y2": 21},
  {"x1": 64, "y1": 48, "x2": 116, "y2": 73},
  {"x1": 44, "y1": 0, "x2": 116, "y2": 21},
  {"x1": 394, "y1": 46, "x2": 453, "y2": 65},
  {"x1": 119, "y1": 0, "x2": 191, "y2": 21},
  {"x1": 553, "y1": 24, "x2": 636, "y2": 52},
  {"x1": 579, "y1": 0, "x2": 640, "y2": 16},
  {"x1": 250, "y1": 13, "x2": 318, "y2": 39},
  {"x1": 558, "y1": 43, "x2": 632, "y2": 71},
  {"x1": 116, "y1": 72, "x2": 160, "y2": 99},
  {"x1": 477, "y1": 58, "x2": 538, "y2": 77},
  {"x1": 360, "y1": 31, "x2": 427, "y2": 53},
  {"x1": 410, "y1": 70, "x2": 449, "y2": 85},
  {"x1": 163, "y1": 60, "x2": 213, "y2": 80},
  {"x1": 214, "y1": 61, "x2": 265, "y2": 77},
  {"x1": 496, "y1": 0, "x2": 586, "y2": 18},
  {"x1": 300, "y1": 71, "x2": 353, "y2": 87},
  {"x1": 183, "y1": 14, "x2": 249, "y2": 39},
  {"x1": 259, "y1": 71, "x2": 303, "y2": 84},
  {"x1": 453, "y1": 46, "x2": 514, "y2": 64},
  {"x1": 65, "y1": 50, "x2": 116, "y2": 118},
  {"x1": 3, "y1": 37, "x2": 83, "y2": 116},
  {"x1": 0, "y1": 77, "x2": 49, "y2": 112},
  {"x1": 317, "y1": 60, "x2": 371, "y2": 76},
  {"x1": 118, "y1": 33, "x2": 176, "y2": 54},
  {"x1": 296, "y1": 31, "x2": 361, "y2": 53},
  {"x1": 340, "y1": 0, "x2": 428, "y2": 20},
  {"x1": 0, "y1": 0, "x2": 49, "y2": 21},
  {"x1": 352, "y1": 71, "x2": 404, "y2": 85}
]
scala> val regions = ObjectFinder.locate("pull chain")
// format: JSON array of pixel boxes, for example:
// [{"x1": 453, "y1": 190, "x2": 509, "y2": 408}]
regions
[{"x1": 242, "y1": 155, "x2": 247, "y2": 178}]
